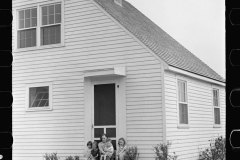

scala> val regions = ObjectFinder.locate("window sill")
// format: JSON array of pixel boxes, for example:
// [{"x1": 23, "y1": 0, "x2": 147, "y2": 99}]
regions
[
  {"x1": 213, "y1": 125, "x2": 221, "y2": 128},
  {"x1": 25, "y1": 107, "x2": 52, "y2": 112},
  {"x1": 178, "y1": 125, "x2": 189, "y2": 129},
  {"x1": 14, "y1": 43, "x2": 65, "y2": 53}
]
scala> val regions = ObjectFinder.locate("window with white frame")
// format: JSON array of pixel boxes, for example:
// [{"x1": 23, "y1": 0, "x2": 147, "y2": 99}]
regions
[
  {"x1": 213, "y1": 89, "x2": 220, "y2": 124},
  {"x1": 26, "y1": 83, "x2": 52, "y2": 111},
  {"x1": 41, "y1": 3, "x2": 61, "y2": 45},
  {"x1": 177, "y1": 80, "x2": 188, "y2": 124},
  {"x1": 16, "y1": 1, "x2": 62, "y2": 49},
  {"x1": 17, "y1": 8, "x2": 37, "y2": 48}
]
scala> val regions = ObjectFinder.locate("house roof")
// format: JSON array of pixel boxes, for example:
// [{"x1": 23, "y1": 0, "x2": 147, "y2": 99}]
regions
[{"x1": 93, "y1": 0, "x2": 225, "y2": 83}]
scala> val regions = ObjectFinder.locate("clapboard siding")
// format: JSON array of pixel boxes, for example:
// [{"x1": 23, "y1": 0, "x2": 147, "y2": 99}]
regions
[
  {"x1": 12, "y1": 0, "x2": 163, "y2": 159},
  {"x1": 164, "y1": 71, "x2": 225, "y2": 160}
]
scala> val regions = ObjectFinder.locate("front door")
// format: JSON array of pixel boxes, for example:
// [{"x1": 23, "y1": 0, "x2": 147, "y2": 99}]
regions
[{"x1": 92, "y1": 82, "x2": 117, "y2": 149}]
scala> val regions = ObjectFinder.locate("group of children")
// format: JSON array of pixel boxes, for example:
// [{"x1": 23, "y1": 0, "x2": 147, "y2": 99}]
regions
[{"x1": 83, "y1": 138, "x2": 127, "y2": 160}]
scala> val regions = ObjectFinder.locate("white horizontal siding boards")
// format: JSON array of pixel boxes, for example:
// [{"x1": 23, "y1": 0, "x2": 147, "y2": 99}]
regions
[
  {"x1": 12, "y1": 0, "x2": 164, "y2": 160},
  {"x1": 164, "y1": 71, "x2": 225, "y2": 160}
]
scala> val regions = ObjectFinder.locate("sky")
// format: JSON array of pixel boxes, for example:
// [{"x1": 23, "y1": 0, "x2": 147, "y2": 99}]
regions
[{"x1": 126, "y1": 0, "x2": 225, "y2": 79}]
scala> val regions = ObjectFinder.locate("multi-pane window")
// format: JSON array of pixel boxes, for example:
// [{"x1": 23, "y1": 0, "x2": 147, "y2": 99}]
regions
[
  {"x1": 29, "y1": 86, "x2": 49, "y2": 108},
  {"x1": 18, "y1": 8, "x2": 37, "y2": 48},
  {"x1": 41, "y1": 4, "x2": 61, "y2": 45},
  {"x1": 17, "y1": 2, "x2": 62, "y2": 49},
  {"x1": 213, "y1": 89, "x2": 220, "y2": 124},
  {"x1": 178, "y1": 80, "x2": 188, "y2": 124}
]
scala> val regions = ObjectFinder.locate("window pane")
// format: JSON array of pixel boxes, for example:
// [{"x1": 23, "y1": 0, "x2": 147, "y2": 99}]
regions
[
  {"x1": 25, "y1": 19, "x2": 30, "y2": 28},
  {"x1": 216, "y1": 99, "x2": 218, "y2": 106},
  {"x1": 56, "y1": 25, "x2": 61, "y2": 34},
  {"x1": 20, "y1": 39, "x2": 26, "y2": 48},
  {"x1": 20, "y1": 30, "x2": 25, "y2": 39},
  {"x1": 32, "y1": 36, "x2": 36, "y2": 47},
  {"x1": 43, "y1": 35, "x2": 49, "y2": 45},
  {"x1": 19, "y1": 10, "x2": 24, "y2": 19},
  {"x1": 43, "y1": 93, "x2": 49, "y2": 99},
  {"x1": 42, "y1": 6, "x2": 48, "y2": 16},
  {"x1": 42, "y1": 15, "x2": 48, "y2": 25},
  {"x1": 180, "y1": 91, "x2": 185, "y2": 102},
  {"x1": 213, "y1": 90, "x2": 219, "y2": 106},
  {"x1": 41, "y1": 25, "x2": 61, "y2": 45},
  {"x1": 25, "y1": 9, "x2": 30, "y2": 18},
  {"x1": 18, "y1": 29, "x2": 36, "y2": 48},
  {"x1": 94, "y1": 128, "x2": 104, "y2": 138},
  {"x1": 214, "y1": 108, "x2": 220, "y2": 124},
  {"x1": 31, "y1": 8, "x2": 37, "y2": 17},
  {"x1": 42, "y1": 27, "x2": 49, "y2": 45},
  {"x1": 46, "y1": 100, "x2": 49, "y2": 106},
  {"x1": 106, "y1": 128, "x2": 116, "y2": 137},
  {"x1": 26, "y1": 38, "x2": 32, "y2": 47},
  {"x1": 39, "y1": 100, "x2": 47, "y2": 107},
  {"x1": 50, "y1": 26, "x2": 56, "y2": 35},
  {"x1": 213, "y1": 90, "x2": 216, "y2": 98},
  {"x1": 19, "y1": 19, "x2": 24, "y2": 29},
  {"x1": 179, "y1": 104, "x2": 188, "y2": 124},
  {"x1": 31, "y1": 17, "x2": 37, "y2": 27},
  {"x1": 213, "y1": 98, "x2": 218, "y2": 106},
  {"x1": 36, "y1": 93, "x2": 44, "y2": 99},
  {"x1": 26, "y1": 30, "x2": 31, "y2": 38},
  {"x1": 216, "y1": 90, "x2": 218, "y2": 98},
  {"x1": 32, "y1": 29, "x2": 36, "y2": 46},
  {"x1": 29, "y1": 86, "x2": 49, "y2": 108},
  {"x1": 49, "y1": 15, "x2": 54, "y2": 24},
  {"x1": 49, "y1": 5, "x2": 55, "y2": 14},
  {"x1": 55, "y1": 14, "x2": 61, "y2": 23},
  {"x1": 185, "y1": 106, "x2": 188, "y2": 123},
  {"x1": 55, "y1": 4, "x2": 61, "y2": 13},
  {"x1": 42, "y1": 27, "x2": 49, "y2": 36},
  {"x1": 32, "y1": 100, "x2": 40, "y2": 107},
  {"x1": 56, "y1": 33, "x2": 61, "y2": 43},
  {"x1": 19, "y1": 30, "x2": 26, "y2": 48},
  {"x1": 50, "y1": 35, "x2": 56, "y2": 44},
  {"x1": 178, "y1": 81, "x2": 186, "y2": 102}
]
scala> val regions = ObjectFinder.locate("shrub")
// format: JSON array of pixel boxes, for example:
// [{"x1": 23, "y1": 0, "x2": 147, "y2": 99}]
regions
[
  {"x1": 65, "y1": 155, "x2": 80, "y2": 160},
  {"x1": 153, "y1": 141, "x2": 178, "y2": 160},
  {"x1": 199, "y1": 135, "x2": 226, "y2": 160},
  {"x1": 124, "y1": 145, "x2": 139, "y2": 160},
  {"x1": 43, "y1": 152, "x2": 60, "y2": 160}
]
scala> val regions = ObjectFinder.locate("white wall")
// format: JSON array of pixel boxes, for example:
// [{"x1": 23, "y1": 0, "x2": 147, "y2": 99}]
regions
[
  {"x1": 12, "y1": 0, "x2": 164, "y2": 159},
  {"x1": 164, "y1": 70, "x2": 225, "y2": 160}
]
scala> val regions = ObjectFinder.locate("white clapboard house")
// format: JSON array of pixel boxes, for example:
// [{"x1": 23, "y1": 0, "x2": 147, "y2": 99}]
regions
[{"x1": 12, "y1": 0, "x2": 225, "y2": 159}]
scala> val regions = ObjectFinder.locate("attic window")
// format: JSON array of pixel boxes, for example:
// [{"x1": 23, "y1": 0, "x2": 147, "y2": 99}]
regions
[{"x1": 114, "y1": 0, "x2": 122, "y2": 7}]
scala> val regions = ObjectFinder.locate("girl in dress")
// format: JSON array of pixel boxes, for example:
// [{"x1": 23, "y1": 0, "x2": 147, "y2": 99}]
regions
[
  {"x1": 83, "y1": 141, "x2": 92, "y2": 160},
  {"x1": 116, "y1": 138, "x2": 127, "y2": 160}
]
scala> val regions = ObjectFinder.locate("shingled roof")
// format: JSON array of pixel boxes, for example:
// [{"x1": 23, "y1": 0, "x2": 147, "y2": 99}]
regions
[{"x1": 94, "y1": 0, "x2": 225, "y2": 82}]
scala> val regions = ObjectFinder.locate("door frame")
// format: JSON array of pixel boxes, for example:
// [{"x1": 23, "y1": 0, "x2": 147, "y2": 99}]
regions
[
  {"x1": 84, "y1": 75, "x2": 126, "y2": 151},
  {"x1": 91, "y1": 79, "x2": 119, "y2": 143}
]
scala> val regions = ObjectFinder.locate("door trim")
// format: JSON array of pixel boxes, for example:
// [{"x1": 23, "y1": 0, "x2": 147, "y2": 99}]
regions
[{"x1": 84, "y1": 76, "x2": 126, "y2": 152}]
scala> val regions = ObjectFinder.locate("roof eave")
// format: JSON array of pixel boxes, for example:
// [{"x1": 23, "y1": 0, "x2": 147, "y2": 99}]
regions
[{"x1": 166, "y1": 66, "x2": 225, "y2": 86}]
